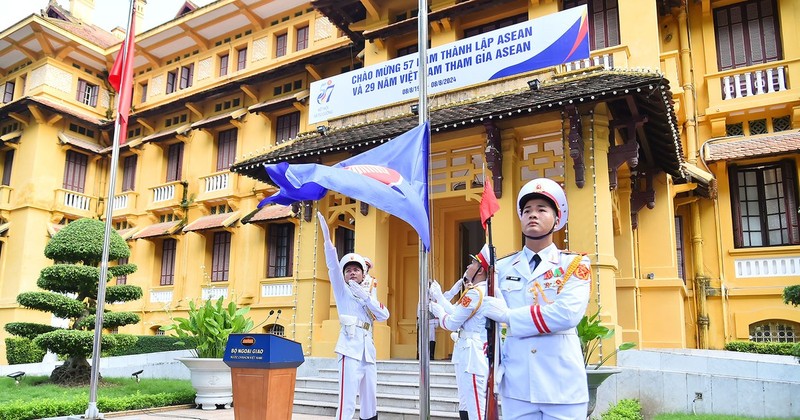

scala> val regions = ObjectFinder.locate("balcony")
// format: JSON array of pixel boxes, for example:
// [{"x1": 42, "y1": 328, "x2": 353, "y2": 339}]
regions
[
  {"x1": 150, "y1": 289, "x2": 173, "y2": 304},
  {"x1": 705, "y1": 58, "x2": 800, "y2": 114},
  {"x1": 202, "y1": 286, "x2": 228, "y2": 300},
  {"x1": 53, "y1": 188, "x2": 96, "y2": 218},
  {"x1": 147, "y1": 180, "x2": 184, "y2": 211},
  {"x1": 196, "y1": 170, "x2": 238, "y2": 202},
  {"x1": 559, "y1": 45, "x2": 630, "y2": 73},
  {"x1": 111, "y1": 191, "x2": 138, "y2": 215}
]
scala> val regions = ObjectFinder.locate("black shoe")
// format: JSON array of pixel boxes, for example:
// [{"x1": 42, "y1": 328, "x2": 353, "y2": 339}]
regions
[{"x1": 459, "y1": 411, "x2": 469, "y2": 420}]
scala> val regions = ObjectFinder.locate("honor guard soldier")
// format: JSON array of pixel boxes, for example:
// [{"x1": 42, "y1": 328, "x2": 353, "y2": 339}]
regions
[
  {"x1": 482, "y1": 178, "x2": 592, "y2": 420},
  {"x1": 317, "y1": 212, "x2": 390, "y2": 420},
  {"x1": 429, "y1": 244, "x2": 492, "y2": 420}
]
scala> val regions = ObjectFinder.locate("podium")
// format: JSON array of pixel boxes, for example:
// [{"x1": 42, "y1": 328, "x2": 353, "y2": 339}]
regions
[{"x1": 224, "y1": 333, "x2": 305, "y2": 420}]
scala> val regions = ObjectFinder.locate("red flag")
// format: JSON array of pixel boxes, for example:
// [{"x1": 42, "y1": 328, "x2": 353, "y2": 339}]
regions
[
  {"x1": 480, "y1": 177, "x2": 500, "y2": 229},
  {"x1": 108, "y1": 4, "x2": 136, "y2": 145}
]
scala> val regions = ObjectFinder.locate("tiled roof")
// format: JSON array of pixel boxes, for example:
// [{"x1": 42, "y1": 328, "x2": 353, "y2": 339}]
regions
[
  {"x1": 191, "y1": 109, "x2": 247, "y2": 130},
  {"x1": 183, "y1": 212, "x2": 241, "y2": 232},
  {"x1": 241, "y1": 204, "x2": 295, "y2": 224},
  {"x1": 0, "y1": 97, "x2": 107, "y2": 126},
  {"x1": 142, "y1": 124, "x2": 192, "y2": 143},
  {"x1": 133, "y1": 220, "x2": 183, "y2": 239},
  {"x1": 232, "y1": 69, "x2": 685, "y2": 182},
  {"x1": 47, "y1": 19, "x2": 122, "y2": 49},
  {"x1": 58, "y1": 132, "x2": 103, "y2": 153},
  {"x1": 704, "y1": 130, "x2": 800, "y2": 161}
]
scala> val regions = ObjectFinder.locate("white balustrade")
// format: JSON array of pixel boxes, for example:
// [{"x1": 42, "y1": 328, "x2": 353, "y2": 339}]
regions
[
  {"x1": 112, "y1": 194, "x2": 128, "y2": 211},
  {"x1": 261, "y1": 283, "x2": 293, "y2": 297},
  {"x1": 204, "y1": 172, "x2": 230, "y2": 193},
  {"x1": 721, "y1": 66, "x2": 787, "y2": 100},
  {"x1": 202, "y1": 287, "x2": 228, "y2": 300},
  {"x1": 735, "y1": 257, "x2": 800, "y2": 278},
  {"x1": 563, "y1": 53, "x2": 614, "y2": 72},
  {"x1": 150, "y1": 290, "x2": 173, "y2": 303},
  {"x1": 64, "y1": 191, "x2": 90, "y2": 211},
  {"x1": 152, "y1": 184, "x2": 175, "y2": 202}
]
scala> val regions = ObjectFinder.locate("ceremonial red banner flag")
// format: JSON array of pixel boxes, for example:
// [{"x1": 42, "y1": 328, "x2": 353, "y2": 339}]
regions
[
  {"x1": 480, "y1": 177, "x2": 501, "y2": 229},
  {"x1": 108, "y1": 5, "x2": 136, "y2": 145}
]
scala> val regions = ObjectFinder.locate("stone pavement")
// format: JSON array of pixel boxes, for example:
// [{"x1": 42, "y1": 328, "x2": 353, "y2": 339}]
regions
[{"x1": 99, "y1": 406, "x2": 331, "y2": 420}]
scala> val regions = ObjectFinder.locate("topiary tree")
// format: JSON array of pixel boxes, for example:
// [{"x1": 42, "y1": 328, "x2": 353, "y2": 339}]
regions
[
  {"x1": 783, "y1": 285, "x2": 800, "y2": 307},
  {"x1": 3, "y1": 218, "x2": 142, "y2": 385}
]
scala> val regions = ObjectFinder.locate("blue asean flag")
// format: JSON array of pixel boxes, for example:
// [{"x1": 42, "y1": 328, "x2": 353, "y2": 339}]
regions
[{"x1": 259, "y1": 122, "x2": 431, "y2": 250}]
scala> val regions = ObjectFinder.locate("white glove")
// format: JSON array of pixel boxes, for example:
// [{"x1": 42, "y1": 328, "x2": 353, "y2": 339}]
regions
[
  {"x1": 428, "y1": 301, "x2": 446, "y2": 320},
  {"x1": 429, "y1": 280, "x2": 445, "y2": 303},
  {"x1": 348, "y1": 280, "x2": 370, "y2": 302},
  {"x1": 444, "y1": 277, "x2": 464, "y2": 300},
  {"x1": 482, "y1": 296, "x2": 510, "y2": 324},
  {"x1": 317, "y1": 211, "x2": 332, "y2": 246}
]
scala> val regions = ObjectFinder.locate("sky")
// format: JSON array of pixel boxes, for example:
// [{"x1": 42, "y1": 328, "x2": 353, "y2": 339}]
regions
[{"x1": 0, "y1": 0, "x2": 217, "y2": 33}]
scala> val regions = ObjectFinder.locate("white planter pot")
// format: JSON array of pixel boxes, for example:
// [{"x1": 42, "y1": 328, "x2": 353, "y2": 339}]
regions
[
  {"x1": 586, "y1": 366, "x2": 621, "y2": 418},
  {"x1": 177, "y1": 357, "x2": 233, "y2": 410}
]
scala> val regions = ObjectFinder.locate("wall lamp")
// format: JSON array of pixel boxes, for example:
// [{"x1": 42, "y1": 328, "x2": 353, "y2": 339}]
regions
[
  {"x1": 316, "y1": 125, "x2": 328, "y2": 136},
  {"x1": 527, "y1": 79, "x2": 541, "y2": 91},
  {"x1": 7, "y1": 371, "x2": 25, "y2": 385},
  {"x1": 131, "y1": 369, "x2": 144, "y2": 383},
  {"x1": 410, "y1": 104, "x2": 419, "y2": 115}
]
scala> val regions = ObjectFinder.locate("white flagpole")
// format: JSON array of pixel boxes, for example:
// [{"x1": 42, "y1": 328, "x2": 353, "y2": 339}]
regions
[
  {"x1": 417, "y1": 0, "x2": 431, "y2": 418},
  {"x1": 84, "y1": 1, "x2": 135, "y2": 418}
]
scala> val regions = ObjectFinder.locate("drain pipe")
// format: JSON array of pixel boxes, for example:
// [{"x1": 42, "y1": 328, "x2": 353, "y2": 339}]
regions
[{"x1": 690, "y1": 200, "x2": 709, "y2": 349}]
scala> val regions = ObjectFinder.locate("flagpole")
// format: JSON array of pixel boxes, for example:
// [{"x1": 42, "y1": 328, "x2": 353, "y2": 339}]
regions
[
  {"x1": 84, "y1": 1, "x2": 135, "y2": 418},
  {"x1": 416, "y1": 0, "x2": 431, "y2": 419}
]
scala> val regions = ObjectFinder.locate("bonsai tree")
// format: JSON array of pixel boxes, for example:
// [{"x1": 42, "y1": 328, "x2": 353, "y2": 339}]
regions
[
  {"x1": 783, "y1": 285, "x2": 800, "y2": 307},
  {"x1": 161, "y1": 296, "x2": 253, "y2": 358},
  {"x1": 3, "y1": 218, "x2": 142, "y2": 385},
  {"x1": 578, "y1": 306, "x2": 636, "y2": 369}
]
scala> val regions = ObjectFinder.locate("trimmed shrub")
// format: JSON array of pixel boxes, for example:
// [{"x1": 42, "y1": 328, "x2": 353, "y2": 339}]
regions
[
  {"x1": 724, "y1": 340, "x2": 796, "y2": 356},
  {"x1": 4, "y1": 337, "x2": 46, "y2": 365},
  {"x1": 600, "y1": 398, "x2": 643, "y2": 420},
  {"x1": 0, "y1": 390, "x2": 194, "y2": 420},
  {"x1": 784, "y1": 285, "x2": 800, "y2": 307},
  {"x1": 104, "y1": 335, "x2": 197, "y2": 357}
]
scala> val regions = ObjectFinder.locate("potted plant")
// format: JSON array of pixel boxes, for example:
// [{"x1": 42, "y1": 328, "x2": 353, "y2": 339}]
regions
[
  {"x1": 577, "y1": 306, "x2": 636, "y2": 417},
  {"x1": 161, "y1": 296, "x2": 254, "y2": 410}
]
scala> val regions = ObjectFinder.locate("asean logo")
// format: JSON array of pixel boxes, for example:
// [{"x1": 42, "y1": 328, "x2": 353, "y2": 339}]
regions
[{"x1": 344, "y1": 165, "x2": 404, "y2": 187}]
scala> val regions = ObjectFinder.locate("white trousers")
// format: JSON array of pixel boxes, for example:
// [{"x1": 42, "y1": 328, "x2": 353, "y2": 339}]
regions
[
  {"x1": 501, "y1": 396, "x2": 587, "y2": 420},
  {"x1": 335, "y1": 354, "x2": 377, "y2": 420},
  {"x1": 455, "y1": 362, "x2": 487, "y2": 420}
]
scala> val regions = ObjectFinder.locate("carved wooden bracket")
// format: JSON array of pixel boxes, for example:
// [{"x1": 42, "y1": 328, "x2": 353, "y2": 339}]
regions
[
  {"x1": 483, "y1": 121, "x2": 503, "y2": 198},
  {"x1": 565, "y1": 106, "x2": 585, "y2": 188},
  {"x1": 630, "y1": 170, "x2": 656, "y2": 230},
  {"x1": 608, "y1": 138, "x2": 639, "y2": 190},
  {"x1": 292, "y1": 200, "x2": 313, "y2": 222},
  {"x1": 360, "y1": 201, "x2": 370, "y2": 216}
]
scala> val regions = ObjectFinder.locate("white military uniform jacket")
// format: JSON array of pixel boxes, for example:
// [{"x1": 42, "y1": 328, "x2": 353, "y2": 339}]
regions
[
  {"x1": 324, "y1": 244, "x2": 390, "y2": 362},
  {"x1": 439, "y1": 282, "x2": 489, "y2": 374},
  {"x1": 496, "y1": 243, "x2": 591, "y2": 404}
]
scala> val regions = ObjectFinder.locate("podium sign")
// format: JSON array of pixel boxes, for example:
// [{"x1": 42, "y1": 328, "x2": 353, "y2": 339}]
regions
[{"x1": 224, "y1": 334, "x2": 305, "y2": 420}]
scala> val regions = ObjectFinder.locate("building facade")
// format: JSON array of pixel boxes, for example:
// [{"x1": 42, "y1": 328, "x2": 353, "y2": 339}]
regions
[{"x1": 0, "y1": 0, "x2": 797, "y2": 364}]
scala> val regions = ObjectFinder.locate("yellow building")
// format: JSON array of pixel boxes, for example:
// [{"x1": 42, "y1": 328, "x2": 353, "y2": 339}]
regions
[{"x1": 0, "y1": 0, "x2": 798, "y2": 365}]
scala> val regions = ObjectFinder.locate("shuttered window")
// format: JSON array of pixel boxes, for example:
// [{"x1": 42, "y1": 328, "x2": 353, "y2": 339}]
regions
[
  {"x1": 729, "y1": 160, "x2": 799, "y2": 248},
  {"x1": 116, "y1": 257, "x2": 129, "y2": 285},
  {"x1": 335, "y1": 227, "x2": 355, "y2": 260},
  {"x1": 211, "y1": 231, "x2": 231, "y2": 282},
  {"x1": 296, "y1": 26, "x2": 309, "y2": 51},
  {"x1": 267, "y1": 223, "x2": 295, "y2": 278},
  {"x1": 219, "y1": 54, "x2": 229, "y2": 76},
  {"x1": 2, "y1": 150, "x2": 13, "y2": 186},
  {"x1": 76, "y1": 79, "x2": 98, "y2": 106},
  {"x1": 3, "y1": 81, "x2": 14, "y2": 103},
  {"x1": 63, "y1": 150, "x2": 88, "y2": 193},
  {"x1": 563, "y1": 0, "x2": 620, "y2": 50},
  {"x1": 122, "y1": 155, "x2": 137, "y2": 191},
  {"x1": 714, "y1": 0, "x2": 781, "y2": 71},
  {"x1": 276, "y1": 34, "x2": 287, "y2": 57},
  {"x1": 166, "y1": 142, "x2": 184, "y2": 182},
  {"x1": 237, "y1": 48, "x2": 247, "y2": 70},
  {"x1": 216, "y1": 128, "x2": 238, "y2": 171},
  {"x1": 160, "y1": 239, "x2": 177, "y2": 286},
  {"x1": 276, "y1": 112, "x2": 300, "y2": 143},
  {"x1": 179, "y1": 64, "x2": 194, "y2": 89}
]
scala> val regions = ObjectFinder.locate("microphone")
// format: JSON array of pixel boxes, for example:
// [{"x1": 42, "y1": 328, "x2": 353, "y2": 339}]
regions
[
  {"x1": 249, "y1": 309, "x2": 275, "y2": 332},
  {"x1": 271, "y1": 310, "x2": 282, "y2": 335}
]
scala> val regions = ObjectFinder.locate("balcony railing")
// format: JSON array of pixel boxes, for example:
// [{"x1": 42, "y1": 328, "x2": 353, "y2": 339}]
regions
[
  {"x1": 706, "y1": 58, "x2": 799, "y2": 112},
  {"x1": 202, "y1": 171, "x2": 230, "y2": 193},
  {"x1": 150, "y1": 289, "x2": 173, "y2": 303},
  {"x1": 202, "y1": 287, "x2": 228, "y2": 300},
  {"x1": 112, "y1": 191, "x2": 138, "y2": 213},
  {"x1": 147, "y1": 180, "x2": 184, "y2": 210},
  {"x1": 54, "y1": 188, "x2": 96, "y2": 216},
  {"x1": 560, "y1": 45, "x2": 629, "y2": 73},
  {"x1": 197, "y1": 170, "x2": 238, "y2": 202},
  {"x1": 721, "y1": 66, "x2": 787, "y2": 100}
]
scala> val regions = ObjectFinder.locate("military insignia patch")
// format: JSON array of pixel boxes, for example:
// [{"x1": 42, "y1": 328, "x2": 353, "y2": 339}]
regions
[
  {"x1": 575, "y1": 264, "x2": 591, "y2": 280},
  {"x1": 460, "y1": 295, "x2": 472, "y2": 307},
  {"x1": 544, "y1": 271, "x2": 553, "y2": 280}
]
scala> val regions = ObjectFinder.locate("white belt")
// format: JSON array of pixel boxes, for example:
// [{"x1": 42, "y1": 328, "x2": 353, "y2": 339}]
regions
[
  {"x1": 458, "y1": 330, "x2": 483, "y2": 340},
  {"x1": 551, "y1": 329, "x2": 576, "y2": 336}
]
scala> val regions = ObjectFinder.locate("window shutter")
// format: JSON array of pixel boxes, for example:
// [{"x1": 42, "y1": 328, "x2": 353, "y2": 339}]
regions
[
  {"x1": 212, "y1": 231, "x2": 231, "y2": 282},
  {"x1": 728, "y1": 164, "x2": 744, "y2": 248},
  {"x1": 166, "y1": 143, "x2": 184, "y2": 182},
  {"x1": 160, "y1": 238, "x2": 176, "y2": 285},
  {"x1": 76, "y1": 80, "x2": 86, "y2": 102},
  {"x1": 122, "y1": 155, "x2": 137, "y2": 191},
  {"x1": 780, "y1": 160, "x2": 799, "y2": 244},
  {"x1": 63, "y1": 150, "x2": 88, "y2": 193},
  {"x1": 2, "y1": 150, "x2": 13, "y2": 186},
  {"x1": 216, "y1": 128, "x2": 238, "y2": 171}
]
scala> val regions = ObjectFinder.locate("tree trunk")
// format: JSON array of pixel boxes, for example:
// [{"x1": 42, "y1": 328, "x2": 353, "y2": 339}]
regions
[{"x1": 50, "y1": 355, "x2": 97, "y2": 386}]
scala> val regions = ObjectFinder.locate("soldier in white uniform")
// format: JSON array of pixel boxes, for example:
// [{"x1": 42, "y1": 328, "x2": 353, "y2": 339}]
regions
[
  {"x1": 482, "y1": 178, "x2": 592, "y2": 420},
  {"x1": 317, "y1": 212, "x2": 390, "y2": 420},
  {"x1": 429, "y1": 244, "x2": 492, "y2": 420}
]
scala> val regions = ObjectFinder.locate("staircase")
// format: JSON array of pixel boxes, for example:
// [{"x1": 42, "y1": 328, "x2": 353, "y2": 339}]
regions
[{"x1": 294, "y1": 358, "x2": 462, "y2": 419}]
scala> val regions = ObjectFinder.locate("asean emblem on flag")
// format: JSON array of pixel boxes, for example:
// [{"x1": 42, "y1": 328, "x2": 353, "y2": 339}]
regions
[{"x1": 344, "y1": 165, "x2": 404, "y2": 187}]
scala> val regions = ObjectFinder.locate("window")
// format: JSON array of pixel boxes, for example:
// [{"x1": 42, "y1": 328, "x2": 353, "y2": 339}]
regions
[
  {"x1": 266, "y1": 323, "x2": 285, "y2": 336},
  {"x1": 464, "y1": 13, "x2": 528, "y2": 38},
  {"x1": 397, "y1": 44, "x2": 418, "y2": 58},
  {"x1": 166, "y1": 71, "x2": 177, "y2": 94},
  {"x1": 160, "y1": 238, "x2": 177, "y2": 286},
  {"x1": 237, "y1": 47, "x2": 247, "y2": 71},
  {"x1": 750, "y1": 320, "x2": 797, "y2": 343},
  {"x1": 216, "y1": 128, "x2": 238, "y2": 171},
  {"x1": 267, "y1": 223, "x2": 295, "y2": 278},
  {"x1": 122, "y1": 155, "x2": 137, "y2": 191},
  {"x1": 116, "y1": 257, "x2": 128, "y2": 285},
  {"x1": 140, "y1": 83, "x2": 148, "y2": 102},
  {"x1": 63, "y1": 150, "x2": 88, "y2": 193},
  {"x1": 179, "y1": 64, "x2": 194, "y2": 89},
  {"x1": 714, "y1": 0, "x2": 781, "y2": 71},
  {"x1": 2, "y1": 150, "x2": 13, "y2": 186},
  {"x1": 729, "y1": 160, "x2": 799, "y2": 247},
  {"x1": 276, "y1": 33, "x2": 287, "y2": 57},
  {"x1": 76, "y1": 79, "x2": 98, "y2": 107},
  {"x1": 564, "y1": 0, "x2": 620, "y2": 50},
  {"x1": 219, "y1": 53, "x2": 229, "y2": 76},
  {"x1": 335, "y1": 226, "x2": 355, "y2": 260},
  {"x1": 675, "y1": 216, "x2": 685, "y2": 281},
  {"x1": 276, "y1": 111, "x2": 300, "y2": 143},
  {"x1": 3, "y1": 81, "x2": 14, "y2": 103},
  {"x1": 296, "y1": 26, "x2": 309, "y2": 51},
  {"x1": 211, "y1": 231, "x2": 231, "y2": 282},
  {"x1": 166, "y1": 142, "x2": 184, "y2": 182}
]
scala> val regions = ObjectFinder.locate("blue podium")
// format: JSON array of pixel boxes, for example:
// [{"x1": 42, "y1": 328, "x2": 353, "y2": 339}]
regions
[{"x1": 224, "y1": 333, "x2": 305, "y2": 420}]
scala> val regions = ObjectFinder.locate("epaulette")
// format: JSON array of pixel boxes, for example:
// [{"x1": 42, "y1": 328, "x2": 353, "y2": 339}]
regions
[{"x1": 560, "y1": 249, "x2": 587, "y2": 256}]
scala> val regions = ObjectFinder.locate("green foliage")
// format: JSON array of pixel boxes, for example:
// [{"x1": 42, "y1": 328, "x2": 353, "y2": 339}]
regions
[
  {"x1": 16, "y1": 291, "x2": 85, "y2": 319},
  {"x1": 105, "y1": 284, "x2": 144, "y2": 303},
  {"x1": 103, "y1": 335, "x2": 197, "y2": 356},
  {"x1": 33, "y1": 329, "x2": 121, "y2": 357},
  {"x1": 76, "y1": 312, "x2": 141, "y2": 329},
  {"x1": 783, "y1": 285, "x2": 800, "y2": 307},
  {"x1": 791, "y1": 342, "x2": 800, "y2": 362},
  {"x1": 4, "y1": 337, "x2": 46, "y2": 364},
  {"x1": 4, "y1": 322, "x2": 58, "y2": 340},
  {"x1": 37, "y1": 264, "x2": 104, "y2": 296},
  {"x1": 161, "y1": 296, "x2": 253, "y2": 358},
  {"x1": 724, "y1": 340, "x2": 796, "y2": 356},
  {"x1": 44, "y1": 218, "x2": 129, "y2": 263},
  {"x1": 108, "y1": 263, "x2": 137, "y2": 278},
  {"x1": 578, "y1": 306, "x2": 636, "y2": 369},
  {"x1": 600, "y1": 399, "x2": 643, "y2": 420}
]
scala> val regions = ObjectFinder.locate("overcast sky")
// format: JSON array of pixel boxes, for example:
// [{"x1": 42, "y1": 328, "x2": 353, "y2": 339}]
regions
[{"x1": 0, "y1": 0, "x2": 216, "y2": 33}]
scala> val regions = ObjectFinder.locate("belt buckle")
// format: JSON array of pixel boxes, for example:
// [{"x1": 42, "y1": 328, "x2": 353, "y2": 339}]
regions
[{"x1": 362, "y1": 322, "x2": 370, "y2": 331}]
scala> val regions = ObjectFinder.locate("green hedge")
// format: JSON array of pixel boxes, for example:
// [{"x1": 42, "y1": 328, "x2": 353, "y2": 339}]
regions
[
  {"x1": 724, "y1": 340, "x2": 796, "y2": 356},
  {"x1": 4, "y1": 337, "x2": 46, "y2": 365},
  {"x1": 0, "y1": 390, "x2": 194, "y2": 420},
  {"x1": 104, "y1": 335, "x2": 197, "y2": 357},
  {"x1": 601, "y1": 399, "x2": 643, "y2": 420}
]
